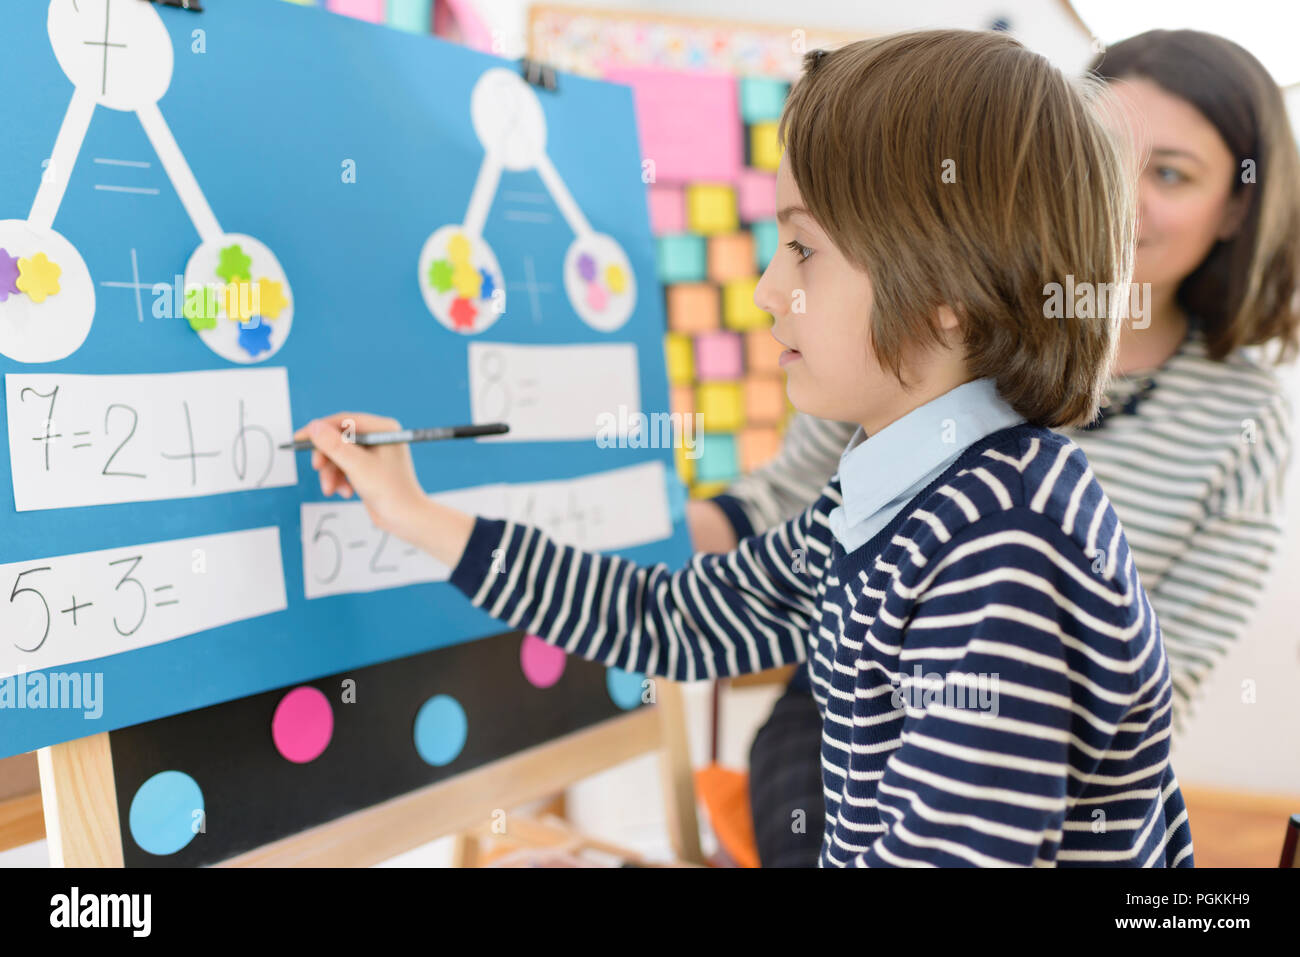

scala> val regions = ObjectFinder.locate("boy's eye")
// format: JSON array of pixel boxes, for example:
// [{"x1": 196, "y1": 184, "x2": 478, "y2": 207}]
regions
[{"x1": 786, "y1": 239, "x2": 813, "y2": 262}]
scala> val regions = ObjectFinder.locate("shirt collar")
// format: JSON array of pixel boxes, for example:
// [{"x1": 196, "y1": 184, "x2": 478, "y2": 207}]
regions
[{"x1": 836, "y1": 378, "x2": 1026, "y2": 527}]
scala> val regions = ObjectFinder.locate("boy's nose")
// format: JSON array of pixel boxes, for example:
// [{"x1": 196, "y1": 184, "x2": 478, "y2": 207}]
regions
[{"x1": 753, "y1": 269, "x2": 785, "y2": 319}]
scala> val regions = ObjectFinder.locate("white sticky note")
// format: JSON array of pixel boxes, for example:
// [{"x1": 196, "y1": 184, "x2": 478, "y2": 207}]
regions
[
  {"x1": 302, "y1": 484, "x2": 509, "y2": 599},
  {"x1": 5, "y1": 368, "x2": 298, "y2": 512},
  {"x1": 0, "y1": 527, "x2": 287, "y2": 679},
  {"x1": 467, "y1": 342, "x2": 642, "y2": 442},
  {"x1": 506, "y1": 461, "x2": 672, "y2": 550}
]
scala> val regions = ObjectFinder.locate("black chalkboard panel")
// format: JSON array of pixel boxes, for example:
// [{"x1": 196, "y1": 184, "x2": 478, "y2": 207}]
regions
[{"x1": 109, "y1": 630, "x2": 641, "y2": 867}]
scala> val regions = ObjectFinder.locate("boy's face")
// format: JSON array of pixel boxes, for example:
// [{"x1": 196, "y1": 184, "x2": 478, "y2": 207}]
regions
[{"x1": 755, "y1": 159, "x2": 881, "y2": 427}]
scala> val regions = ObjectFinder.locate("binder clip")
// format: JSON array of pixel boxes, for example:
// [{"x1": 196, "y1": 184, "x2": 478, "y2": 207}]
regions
[{"x1": 520, "y1": 57, "x2": 558, "y2": 93}]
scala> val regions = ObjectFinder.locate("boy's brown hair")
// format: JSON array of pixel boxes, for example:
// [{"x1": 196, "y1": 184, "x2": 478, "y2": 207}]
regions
[{"x1": 780, "y1": 30, "x2": 1137, "y2": 428}]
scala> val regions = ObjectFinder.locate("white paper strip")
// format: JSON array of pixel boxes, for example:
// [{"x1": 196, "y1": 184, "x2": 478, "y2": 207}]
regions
[
  {"x1": 5, "y1": 368, "x2": 297, "y2": 512},
  {"x1": 0, "y1": 526, "x2": 287, "y2": 679},
  {"x1": 301, "y1": 484, "x2": 510, "y2": 599},
  {"x1": 467, "y1": 342, "x2": 641, "y2": 441},
  {"x1": 301, "y1": 462, "x2": 672, "y2": 599},
  {"x1": 506, "y1": 461, "x2": 671, "y2": 550}
]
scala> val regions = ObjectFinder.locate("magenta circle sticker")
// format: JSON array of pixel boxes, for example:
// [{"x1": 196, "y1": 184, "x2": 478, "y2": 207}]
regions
[
  {"x1": 520, "y1": 634, "x2": 566, "y2": 689},
  {"x1": 271, "y1": 686, "x2": 334, "y2": 763}
]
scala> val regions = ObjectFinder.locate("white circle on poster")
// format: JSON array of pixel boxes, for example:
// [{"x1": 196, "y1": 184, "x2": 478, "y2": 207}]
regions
[
  {"x1": 0, "y1": 219, "x2": 95, "y2": 363},
  {"x1": 47, "y1": 0, "x2": 175, "y2": 111},
  {"x1": 182, "y1": 233, "x2": 294, "y2": 364}
]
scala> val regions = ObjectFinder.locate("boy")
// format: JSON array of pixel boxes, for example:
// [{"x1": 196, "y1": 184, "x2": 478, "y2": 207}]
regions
[{"x1": 300, "y1": 31, "x2": 1194, "y2": 867}]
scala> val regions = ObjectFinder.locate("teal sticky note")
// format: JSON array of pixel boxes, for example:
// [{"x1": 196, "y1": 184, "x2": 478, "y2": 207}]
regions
[
  {"x1": 657, "y1": 234, "x2": 707, "y2": 284},
  {"x1": 752, "y1": 219, "x2": 779, "y2": 271},
  {"x1": 740, "y1": 77, "x2": 790, "y2": 124},
  {"x1": 697, "y1": 433, "x2": 739, "y2": 483},
  {"x1": 386, "y1": 0, "x2": 431, "y2": 32}
]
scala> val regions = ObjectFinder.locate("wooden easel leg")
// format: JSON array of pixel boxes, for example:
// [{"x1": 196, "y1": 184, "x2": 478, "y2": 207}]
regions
[
  {"x1": 37, "y1": 733, "x2": 124, "y2": 867},
  {"x1": 654, "y1": 680, "x2": 703, "y2": 864}
]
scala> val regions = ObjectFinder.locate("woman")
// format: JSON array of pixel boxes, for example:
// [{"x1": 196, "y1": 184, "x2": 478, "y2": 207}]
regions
[{"x1": 690, "y1": 29, "x2": 1300, "y2": 867}]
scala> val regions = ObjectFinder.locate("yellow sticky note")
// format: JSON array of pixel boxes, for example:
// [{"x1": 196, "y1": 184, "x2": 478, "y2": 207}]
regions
[
  {"x1": 722, "y1": 278, "x2": 770, "y2": 331},
  {"x1": 674, "y1": 440, "x2": 696, "y2": 486},
  {"x1": 690, "y1": 480, "x2": 731, "y2": 499},
  {"x1": 697, "y1": 382, "x2": 745, "y2": 432},
  {"x1": 751, "y1": 121, "x2": 782, "y2": 172},
  {"x1": 686, "y1": 184, "x2": 739, "y2": 235},
  {"x1": 665, "y1": 333, "x2": 695, "y2": 385}
]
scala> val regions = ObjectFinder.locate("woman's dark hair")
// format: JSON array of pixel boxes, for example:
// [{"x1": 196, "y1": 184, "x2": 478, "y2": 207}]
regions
[{"x1": 1090, "y1": 30, "x2": 1300, "y2": 363}]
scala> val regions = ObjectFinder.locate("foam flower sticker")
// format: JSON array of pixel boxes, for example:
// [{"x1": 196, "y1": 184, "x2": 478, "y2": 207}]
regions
[
  {"x1": 215, "y1": 243, "x2": 252, "y2": 283},
  {"x1": 223, "y1": 280, "x2": 257, "y2": 323},
  {"x1": 451, "y1": 263, "x2": 482, "y2": 299},
  {"x1": 428, "y1": 259, "x2": 454, "y2": 293},
  {"x1": 256, "y1": 277, "x2": 289, "y2": 320},
  {"x1": 604, "y1": 264, "x2": 627, "y2": 295},
  {"x1": 446, "y1": 233, "x2": 472, "y2": 266},
  {"x1": 0, "y1": 248, "x2": 20, "y2": 303},
  {"x1": 183, "y1": 285, "x2": 220, "y2": 331},
  {"x1": 238, "y1": 317, "x2": 272, "y2": 358},
  {"x1": 449, "y1": 297, "x2": 477, "y2": 330},
  {"x1": 16, "y1": 252, "x2": 61, "y2": 303}
]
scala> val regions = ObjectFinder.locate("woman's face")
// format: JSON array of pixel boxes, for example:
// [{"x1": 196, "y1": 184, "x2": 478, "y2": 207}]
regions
[{"x1": 1110, "y1": 76, "x2": 1246, "y2": 292}]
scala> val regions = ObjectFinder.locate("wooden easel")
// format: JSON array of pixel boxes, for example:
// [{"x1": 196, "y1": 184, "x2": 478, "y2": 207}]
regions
[{"x1": 15, "y1": 680, "x2": 701, "y2": 867}]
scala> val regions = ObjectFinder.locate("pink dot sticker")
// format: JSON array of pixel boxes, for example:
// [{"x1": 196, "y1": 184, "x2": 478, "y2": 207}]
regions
[
  {"x1": 520, "y1": 634, "x2": 566, "y2": 689},
  {"x1": 271, "y1": 686, "x2": 334, "y2": 763}
]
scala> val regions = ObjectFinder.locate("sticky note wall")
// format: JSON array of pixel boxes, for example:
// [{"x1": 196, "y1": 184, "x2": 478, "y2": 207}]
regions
[{"x1": 629, "y1": 72, "x2": 794, "y2": 499}]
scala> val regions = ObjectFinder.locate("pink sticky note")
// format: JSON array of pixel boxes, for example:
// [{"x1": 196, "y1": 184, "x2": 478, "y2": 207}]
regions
[
  {"x1": 648, "y1": 185, "x2": 685, "y2": 235},
  {"x1": 271, "y1": 686, "x2": 334, "y2": 763},
  {"x1": 520, "y1": 634, "x2": 567, "y2": 689},
  {"x1": 737, "y1": 169, "x2": 777, "y2": 224},
  {"x1": 696, "y1": 331, "x2": 744, "y2": 379},
  {"x1": 604, "y1": 66, "x2": 743, "y2": 184},
  {"x1": 327, "y1": 0, "x2": 385, "y2": 23}
]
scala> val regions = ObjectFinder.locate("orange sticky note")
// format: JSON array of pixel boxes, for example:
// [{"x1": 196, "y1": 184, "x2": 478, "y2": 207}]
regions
[
  {"x1": 746, "y1": 330, "x2": 786, "y2": 372},
  {"x1": 708, "y1": 233, "x2": 756, "y2": 284},
  {"x1": 667, "y1": 283, "x2": 720, "y2": 334},
  {"x1": 671, "y1": 385, "x2": 695, "y2": 419},
  {"x1": 739, "y1": 427, "x2": 782, "y2": 472},
  {"x1": 744, "y1": 377, "x2": 787, "y2": 424}
]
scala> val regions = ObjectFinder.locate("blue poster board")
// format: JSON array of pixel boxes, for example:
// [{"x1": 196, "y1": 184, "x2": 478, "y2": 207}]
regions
[{"x1": 0, "y1": 0, "x2": 688, "y2": 758}]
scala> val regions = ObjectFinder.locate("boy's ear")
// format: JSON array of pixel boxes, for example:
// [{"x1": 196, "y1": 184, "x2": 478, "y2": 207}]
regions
[
  {"x1": 936, "y1": 305, "x2": 961, "y2": 331},
  {"x1": 1217, "y1": 189, "x2": 1250, "y2": 241}
]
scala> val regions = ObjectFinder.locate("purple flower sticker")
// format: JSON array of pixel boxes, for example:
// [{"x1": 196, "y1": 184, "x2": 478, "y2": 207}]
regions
[{"x1": 0, "y1": 248, "x2": 21, "y2": 303}]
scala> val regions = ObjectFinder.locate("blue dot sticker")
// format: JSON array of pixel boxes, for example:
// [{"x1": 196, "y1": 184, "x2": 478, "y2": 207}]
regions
[
  {"x1": 413, "y1": 694, "x2": 468, "y2": 766},
  {"x1": 128, "y1": 770, "x2": 204, "y2": 856},
  {"x1": 606, "y1": 668, "x2": 645, "y2": 710}
]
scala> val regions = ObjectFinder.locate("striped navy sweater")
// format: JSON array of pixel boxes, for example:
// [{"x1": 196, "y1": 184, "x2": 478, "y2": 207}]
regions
[{"x1": 449, "y1": 422, "x2": 1195, "y2": 867}]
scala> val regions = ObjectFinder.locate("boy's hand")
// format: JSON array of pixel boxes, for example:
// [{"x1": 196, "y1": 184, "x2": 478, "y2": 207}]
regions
[{"x1": 296, "y1": 412, "x2": 428, "y2": 536}]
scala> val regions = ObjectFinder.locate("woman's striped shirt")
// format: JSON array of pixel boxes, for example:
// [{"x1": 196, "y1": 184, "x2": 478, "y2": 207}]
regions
[
  {"x1": 451, "y1": 422, "x2": 1195, "y2": 867},
  {"x1": 716, "y1": 327, "x2": 1293, "y2": 734}
]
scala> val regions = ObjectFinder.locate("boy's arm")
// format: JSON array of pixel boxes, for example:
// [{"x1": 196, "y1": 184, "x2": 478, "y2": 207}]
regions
[
  {"x1": 845, "y1": 511, "x2": 1146, "y2": 868},
  {"x1": 440, "y1": 497, "x2": 830, "y2": 682},
  {"x1": 709, "y1": 413, "x2": 856, "y2": 540}
]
